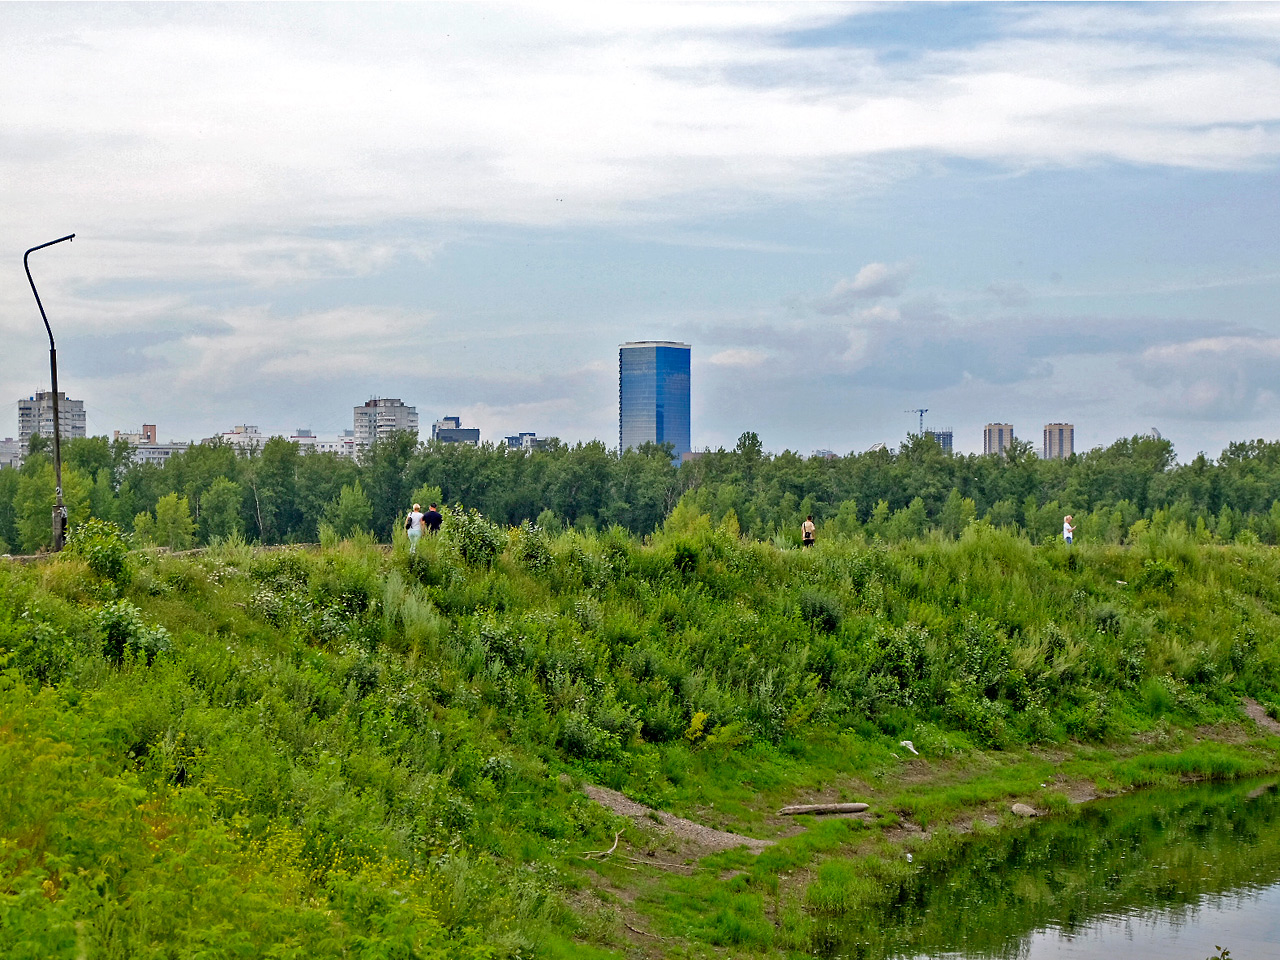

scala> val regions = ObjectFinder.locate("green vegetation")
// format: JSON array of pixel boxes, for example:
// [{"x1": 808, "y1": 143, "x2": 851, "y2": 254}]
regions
[
  {"x1": 3, "y1": 512, "x2": 1280, "y2": 957},
  {"x1": 12, "y1": 426, "x2": 1280, "y2": 556}
]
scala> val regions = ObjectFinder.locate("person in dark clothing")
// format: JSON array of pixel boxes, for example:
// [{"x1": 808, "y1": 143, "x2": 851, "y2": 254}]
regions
[{"x1": 424, "y1": 503, "x2": 443, "y2": 534}]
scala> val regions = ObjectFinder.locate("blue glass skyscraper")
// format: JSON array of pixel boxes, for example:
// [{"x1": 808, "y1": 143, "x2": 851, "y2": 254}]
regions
[{"x1": 618, "y1": 341, "x2": 691, "y2": 458}]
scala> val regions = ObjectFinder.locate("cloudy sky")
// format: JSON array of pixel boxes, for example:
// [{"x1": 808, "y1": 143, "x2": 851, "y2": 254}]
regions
[{"x1": 4, "y1": 2, "x2": 1280, "y2": 459}]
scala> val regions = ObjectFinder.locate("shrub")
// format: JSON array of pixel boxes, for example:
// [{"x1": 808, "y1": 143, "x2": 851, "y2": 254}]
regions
[
  {"x1": 511, "y1": 521, "x2": 553, "y2": 574},
  {"x1": 94, "y1": 599, "x2": 172, "y2": 663},
  {"x1": 1136, "y1": 558, "x2": 1177, "y2": 593},
  {"x1": 799, "y1": 588, "x2": 842, "y2": 634},
  {"x1": 558, "y1": 709, "x2": 621, "y2": 760},
  {"x1": 446, "y1": 506, "x2": 507, "y2": 568},
  {"x1": 64, "y1": 516, "x2": 132, "y2": 586}
]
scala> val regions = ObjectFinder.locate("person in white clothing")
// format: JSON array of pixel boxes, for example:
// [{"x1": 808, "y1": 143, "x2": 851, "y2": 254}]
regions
[
  {"x1": 406, "y1": 503, "x2": 425, "y2": 554},
  {"x1": 1063, "y1": 515, "x2": 1074, "y2": 546}
]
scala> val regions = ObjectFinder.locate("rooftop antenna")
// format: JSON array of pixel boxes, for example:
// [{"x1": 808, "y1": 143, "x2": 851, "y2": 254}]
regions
[{"x1": 905, "y1": 408, "x2": 928, "y2": 435}]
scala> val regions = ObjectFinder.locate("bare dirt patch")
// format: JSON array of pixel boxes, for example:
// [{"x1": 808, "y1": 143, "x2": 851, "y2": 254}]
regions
[
  {"x1": 582, "y1": 783, "x2": 773, "y2": 860},
  {"x1": 1243, "y1": 697, "x2": 1280, "y2": 736}
]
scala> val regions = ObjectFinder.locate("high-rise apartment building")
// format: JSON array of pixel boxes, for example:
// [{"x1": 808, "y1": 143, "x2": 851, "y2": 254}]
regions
[
  {"x1": 18, "y1": 390, "x2": 86, "y2": 447},
  {"x1": 984, "y1": 423, "x2": 1015, "y2": 456},
  {"x1": 1043, "y1": 423, "x2": 1075, "y2": 460},
  {"x1": 925, "y1": 428, "x2": 954, "y2": 454},
  {"x1": 618, "y1": 341, "x2": 691, "y2": 458},
  {"x1": 354, "y1": 398, "x2": 419, "y2": 448}
]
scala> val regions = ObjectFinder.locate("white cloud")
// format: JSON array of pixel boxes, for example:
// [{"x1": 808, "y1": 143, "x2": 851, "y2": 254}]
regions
[
  {"x1": 5, "y1": 6, "x2": 1280, "y2": 450},
  {"x1": 1131, "y1": 335, "x2": 1280, "y2": 420},
  {"x1": 815, "y1": 262, "x2": 912, "y2": 313},
  {"x1": 709, "y1": 347, "x2": 769, "y2": 367}
]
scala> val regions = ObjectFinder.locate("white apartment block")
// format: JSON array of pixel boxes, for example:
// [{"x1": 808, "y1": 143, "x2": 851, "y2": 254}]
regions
[
  {"x1": 984, "y1": 423, "x2": 1014, "y2": 456},
  {"x1": 354, "y1": 398, "x2": 419, "y2": 448},
  {"x1": 113, "y1": 424, "x2": 189, "y2": 467},
  {"x1": 290, "y1": 429, "x2": 359, "y2": 459},
  {"x1": 212, "y1": 424, "x2": 266, "y2": 453},
  {"x1": 1043, "y1": 423, "x2": 1075, "y2": 460},
  {"x1": 18, "y1": 390, "x2": 86, "y2": 446}
]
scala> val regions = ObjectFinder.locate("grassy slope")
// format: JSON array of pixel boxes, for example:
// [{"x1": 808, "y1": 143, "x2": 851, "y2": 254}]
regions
[{"x1": 2, "y1": 517, "x2": 1280, "y2": 957}]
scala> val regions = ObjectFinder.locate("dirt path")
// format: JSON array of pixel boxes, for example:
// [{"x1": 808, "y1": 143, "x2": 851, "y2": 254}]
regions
[
  {"x1": 1243, "y1": 697, "x2": 1280, "y2": 736},
  {"x1": 582, "y1": 784, "x2": 774, "y2": 856}
]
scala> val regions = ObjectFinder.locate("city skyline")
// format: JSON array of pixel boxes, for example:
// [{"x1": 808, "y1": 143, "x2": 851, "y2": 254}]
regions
[{"x1": 4, "y1": 6, "x2": 1280, "y2": 461}]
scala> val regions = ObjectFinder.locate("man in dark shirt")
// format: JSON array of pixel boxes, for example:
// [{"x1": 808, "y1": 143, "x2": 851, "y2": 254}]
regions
[{"x1": 424, "y1": 503, "x2": 443, "y2": 534}]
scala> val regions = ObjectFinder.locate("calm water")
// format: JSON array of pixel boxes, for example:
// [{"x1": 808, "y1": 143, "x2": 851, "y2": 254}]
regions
[
  {"x1": 811, "y1": 780, "x2": 1280, "y2": 960},
  {"x1": 1008, "y1": 883, "x2": 1280, "y2": 959}
]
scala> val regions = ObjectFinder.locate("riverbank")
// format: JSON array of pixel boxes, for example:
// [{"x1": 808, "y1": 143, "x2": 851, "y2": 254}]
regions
[
  {"x1": 561, "y1": 712, "x2": 1280, "y2": 957},
  {"x1": 3, "y1": 518, "x2": 1280, "y2": 957}
]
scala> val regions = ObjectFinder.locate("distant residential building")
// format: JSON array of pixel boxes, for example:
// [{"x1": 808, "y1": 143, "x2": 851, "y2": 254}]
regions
[
  {"x1": 318, "y1": 430, "x2": 359, "y2": 458},
  {"x1": 210, "y1": 424, "x2": 266, "y2": 454},
  {"x1": 618, "y1": 341, "x2": 691, "y2": 458},
  {"x1": 18, "y1": 390, "x2": 86, "y2": 446},
  {"x1": 504, "y1": 432, "x2": 553, "y2": 452},
  {"x1": 984, "y1": 423, "x2": 1015, "y2": 456},
  {"x1": 354, "y1": 398, "x2": 419, "y2": 448},
  {"x1": 925, "y1": 428, "x2": 954, "y2": 454},
  {"x1": 432, "y1": 416, "x2": 480, "y2": 446},
  {"x1": 812, "y1": 449, "x2": 837, "y2": 460},
  {"x1": 1043, "y1": 422, "x2": 1075, "y2": 460},
  {"x1": 289, "y1": 428, "x2": 318, "y2": 451},
  {"x1": 113, "y1": 424, "x2": 189, "y2": 467},
  {"x1": 290, "y1": 428, "x2": 358, "y2": 458},
  {"x1": 0, "y1": 437, "x2": 21, "y2": 469}
]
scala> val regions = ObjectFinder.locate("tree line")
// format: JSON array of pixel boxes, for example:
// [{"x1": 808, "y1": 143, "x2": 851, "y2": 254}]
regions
[{"x1": 4, "y1": 428, "x2": 1280, "y2": 553}]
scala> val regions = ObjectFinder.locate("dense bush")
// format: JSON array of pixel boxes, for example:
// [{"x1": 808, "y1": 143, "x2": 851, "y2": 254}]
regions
[
  {"x1": 64, "y1": 516, "x2": 132, "y2": 585},
  {"x1": 3, "y1": 517, "x2": 1280, "y2": 956},
  {"x1": 94, "y1": 599, "x2": 172, "y2": 663}
]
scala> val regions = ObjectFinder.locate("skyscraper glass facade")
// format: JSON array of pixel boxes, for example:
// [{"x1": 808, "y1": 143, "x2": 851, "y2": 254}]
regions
[{"x1": 618, "y1": 341, "x2": 691, "y2": 458}]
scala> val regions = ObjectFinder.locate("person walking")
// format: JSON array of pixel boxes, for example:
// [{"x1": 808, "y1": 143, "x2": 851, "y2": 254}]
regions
[
  {"x1": 802, "y1": 515, "x2": 816, "y2": 548},
  {"x1": 424, "y1": 503, "x2": 443, "y2": 534},
  {"x1": 1063, "y1": 514, "x2": 1075, "y2": 546},
  {"x1": 406, "y1": 503, "x2": 425, "y2": 554}
]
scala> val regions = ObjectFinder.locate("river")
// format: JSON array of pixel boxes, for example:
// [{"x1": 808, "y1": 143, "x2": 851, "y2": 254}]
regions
[{"x1": 810, "y1": 779, "x2": 1280, "y2": 959}]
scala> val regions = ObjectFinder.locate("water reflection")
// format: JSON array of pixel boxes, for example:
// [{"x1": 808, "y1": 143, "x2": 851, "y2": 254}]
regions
[{"x1": 808, "y1": 780, "x2": 1280, "y2": 959}]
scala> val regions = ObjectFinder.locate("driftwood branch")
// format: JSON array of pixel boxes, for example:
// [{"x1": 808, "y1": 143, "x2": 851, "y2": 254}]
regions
[
  {"x1": 625, "y1": 920, "x2": 667, "y2": 941},
  {"x1": 778, "y1": 802, "x2": 869, "y2": 816},
  {"x1": 582, "y1": 831, "x2": 621, "y2": 860}
]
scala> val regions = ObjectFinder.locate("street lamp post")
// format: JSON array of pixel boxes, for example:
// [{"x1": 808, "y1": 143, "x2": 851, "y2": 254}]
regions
[{"x1": 24, "y1": 233, "x2": 76, "y2": 551}]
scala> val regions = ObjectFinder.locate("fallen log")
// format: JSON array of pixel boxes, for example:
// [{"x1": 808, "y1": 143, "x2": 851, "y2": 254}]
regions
[{"x1": 779, "y1": 802, "x2": 869, "y2": 816}]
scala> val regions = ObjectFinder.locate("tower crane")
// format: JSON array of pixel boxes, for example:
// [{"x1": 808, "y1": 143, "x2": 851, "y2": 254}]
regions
[{"x1": 905, "y1": 408, "x2": 928, "y2": 435}]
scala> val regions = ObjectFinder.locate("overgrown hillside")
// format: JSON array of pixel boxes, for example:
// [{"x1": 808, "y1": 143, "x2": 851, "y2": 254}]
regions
[{"x1": 3, "y1": 512, "x2": 1280, "y2": 957}]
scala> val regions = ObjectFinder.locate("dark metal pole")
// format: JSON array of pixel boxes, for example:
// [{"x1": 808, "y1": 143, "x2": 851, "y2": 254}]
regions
[{"x1": 24, "y1": 233, "x2": 75, "y2": 551}]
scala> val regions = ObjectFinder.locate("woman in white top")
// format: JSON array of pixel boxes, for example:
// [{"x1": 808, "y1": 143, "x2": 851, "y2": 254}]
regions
[
  {"x1": 406, "y1": 503, "x2": 425, "y2": 554},
  {"x1": 1063, "y1": 515, "x2": 1074, "y2": 545}
]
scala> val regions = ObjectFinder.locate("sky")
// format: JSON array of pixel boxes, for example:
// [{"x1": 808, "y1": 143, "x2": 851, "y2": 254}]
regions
[{"x1": 4, "y1": 2, "x2": 1280, "y2": 461}]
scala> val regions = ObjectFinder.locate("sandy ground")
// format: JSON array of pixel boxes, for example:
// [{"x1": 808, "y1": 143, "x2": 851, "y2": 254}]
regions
[{"x1": 581, "y1": 783, "x2": 773, "y2": 858}]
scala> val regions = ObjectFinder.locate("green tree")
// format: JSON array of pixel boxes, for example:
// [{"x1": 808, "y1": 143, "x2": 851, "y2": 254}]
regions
[
  {"x1": 133, "y1": 510, "x2": 157, "y2": 545},
  {"x1": 361, "y1": 432, "x2": 418, "y2": 539},
  {"x1": 938, "y1": 489, "x2": 977, "y2": 538},
  {"x1": 0, "y1": 469, "x2": 19, "y2": 552},
  {"x1": 323, "y1": 480, "x2": 374, "y2": 539},
  {"x1": 154, "y1": 493, "x2": 196, "y2": 550},
  {"x1": 886, "y1": 496, "x2": 928, "y2": 541},
  {"x1": 200, "y1": 477, "x2": 243, "y2": 542},
  {"x1": 244, "y1": 437, "x2": 301, "y2": 543},
  {"x1": 13, "y1": 463, "x2": 90, "y2": 553}
]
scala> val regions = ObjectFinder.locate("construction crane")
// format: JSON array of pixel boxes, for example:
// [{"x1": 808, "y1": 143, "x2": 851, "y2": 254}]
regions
[{"x1": 905, "y1": 408, "x2": 928, "y2": 435}]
